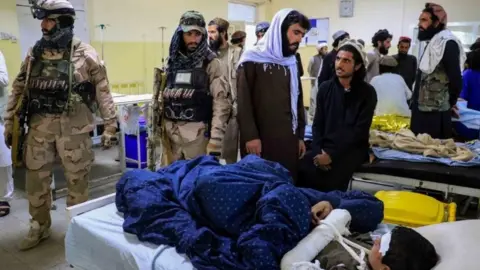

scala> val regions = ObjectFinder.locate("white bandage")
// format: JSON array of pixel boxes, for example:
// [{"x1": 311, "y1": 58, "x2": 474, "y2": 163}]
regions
[{"x1": 379, "y1": 232, "x2": 392, "y2": 256}]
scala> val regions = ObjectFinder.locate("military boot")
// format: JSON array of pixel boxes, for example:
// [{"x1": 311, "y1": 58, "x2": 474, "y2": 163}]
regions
[{"x1": 19, "y1": 219, "x2": 51, "y2": 251}]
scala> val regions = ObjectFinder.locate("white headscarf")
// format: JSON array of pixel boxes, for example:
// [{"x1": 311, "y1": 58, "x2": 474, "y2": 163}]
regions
[{"x1": 238, "y1": 8, "x2": 300, "y2": 134}]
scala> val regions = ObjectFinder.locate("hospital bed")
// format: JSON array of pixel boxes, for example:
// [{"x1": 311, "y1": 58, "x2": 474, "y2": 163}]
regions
[
  {"x1": 65, "y1": 193, "x2": 194, "y2": 270},
  {"x1": 354, "y1": 160, "x2": 480, "y2": 199},
  {"x1": 65, "y1": 192, "x2": 480, "y2": 270}
]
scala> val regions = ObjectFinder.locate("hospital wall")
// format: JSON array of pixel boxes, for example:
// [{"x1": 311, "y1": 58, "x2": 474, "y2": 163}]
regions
[
  {"x1": 0, "y1": 0, "x2": 22, "y2": 86},
  {"x1": 267, "y1": 0, "x2": 480, "y2": 106},
  {"x1": 86, "y1": 0, "x2": 229, "y2": 94}
]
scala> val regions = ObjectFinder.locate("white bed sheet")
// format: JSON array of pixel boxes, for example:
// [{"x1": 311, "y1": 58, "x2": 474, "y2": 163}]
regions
[{"x1": 65, "y1": 203, "x2": 195, "y2": 270}]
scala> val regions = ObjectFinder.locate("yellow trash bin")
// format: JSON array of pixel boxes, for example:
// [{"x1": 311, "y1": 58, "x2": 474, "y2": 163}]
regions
[{"x1": 375, "y1": 190, "x2": 456, "y2": 227}]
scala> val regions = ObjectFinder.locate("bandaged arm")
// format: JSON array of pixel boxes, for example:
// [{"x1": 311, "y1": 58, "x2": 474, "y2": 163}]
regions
[
  {"x1": 442, "y1": 40, "x2": 462, "y2": 107},
  {"x1": 207, "y1": 58, "x2": 231, "y2": 147}
]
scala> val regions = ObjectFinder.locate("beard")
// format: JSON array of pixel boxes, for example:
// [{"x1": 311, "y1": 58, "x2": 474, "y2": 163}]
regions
[
  {"x1": 209, "y1": 36, "x2": 223, "y2": 51},
  {"x1": 282, "y1": 43, "x2": 299, "y2": 57},
  {"x1": 418, "y1": 25, "x2": 441, "y2": 41},
  {"x1": 379, "y1": 45, "x2": 389, "y2": 55}
]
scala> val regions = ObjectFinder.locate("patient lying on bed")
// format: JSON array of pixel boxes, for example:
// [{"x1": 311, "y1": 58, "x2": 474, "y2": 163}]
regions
[{"x1": 311, "y1": 201, "x2": 439, "y2": 270}]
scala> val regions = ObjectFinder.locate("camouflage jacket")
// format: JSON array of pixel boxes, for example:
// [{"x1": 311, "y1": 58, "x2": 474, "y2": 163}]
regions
[
  {"x1": 3, "y1": 38, "x2": 117, "y2": 135},
  {"x1": 417, "y1": 63, "x2": 450, "y2": 112},
  {"x1": 218, "y1": 44, "x2": 242, "y2": 116},
  {"x1": 160, "y1": 55, "x2": 231, "y2": 148}
]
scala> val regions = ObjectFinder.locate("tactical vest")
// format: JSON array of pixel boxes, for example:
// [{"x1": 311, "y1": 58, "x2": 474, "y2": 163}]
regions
[
  {"x1": 417, "y1": 63, "x2": 450, "y2": 112},
  {"x1": 163, "y1": 60, "x2": 212, "y2": 122},
  {"x1": 28, "y1": 53, "x2": 72, "y2": 115},
  {"x1": 27, "y1": 40, "x2": 97, "y2": 115}
]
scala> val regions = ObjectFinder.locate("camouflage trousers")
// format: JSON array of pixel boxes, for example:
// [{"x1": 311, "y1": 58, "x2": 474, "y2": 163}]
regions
[
  {"x1": 161, "y1": 120, "x2": 208, "y2": 165},
  {"x1": 24, "y1": 129, "x2": 94, "y2": 227},
  {"x1": 221, "y1": 117, "x2": 239, "y2": 164}
]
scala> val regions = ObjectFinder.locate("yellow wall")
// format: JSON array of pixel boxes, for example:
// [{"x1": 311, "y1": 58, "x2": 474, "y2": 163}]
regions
[
  {"x1": 86, "y1": 0, "x2": 228, "y2": 93},
  {"x1": 0, "y1": 0, "x2": 21, "y2": 86},
  {"x1": 2, "y1": 0, "x2": 479, "y2": 99},
  {"x1": 267, "y1": 0, "x2": 480, "y2": 105}
]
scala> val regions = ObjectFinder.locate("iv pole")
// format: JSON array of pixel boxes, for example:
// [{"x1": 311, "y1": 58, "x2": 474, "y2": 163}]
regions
[
  {"x1": 158, "y1": 26, "x2": 166, "y2": 68},
  {"x1": 96, "y1": 24, "x2": 110, "y2": 64}
]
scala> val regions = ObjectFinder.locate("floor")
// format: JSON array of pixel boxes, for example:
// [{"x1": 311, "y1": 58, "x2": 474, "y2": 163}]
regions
[
  {"x1": 0, "y1": 182, "x2": 117, "y2": 270},
  {"x1": 2, "y1": 145, "x2": 120, "y2": 270}
]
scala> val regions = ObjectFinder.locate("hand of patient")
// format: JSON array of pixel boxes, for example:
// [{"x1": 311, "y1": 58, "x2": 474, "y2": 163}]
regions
[{"x1": 311, "y1": 201, "x2": 333, "y2": 225}]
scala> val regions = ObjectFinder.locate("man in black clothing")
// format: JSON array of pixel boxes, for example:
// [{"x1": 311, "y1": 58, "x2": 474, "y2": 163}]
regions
[
  {"x1": 393, "y1": 36, "x2": 417, "y2": 90},
  {"x1": 410, "y1": 3, "x2": 464, "y2": 139},
  {"x1": 299, "y1": 40, "x2": 377, "y2": 192},
  {"x1": 316, "y1": 30, "x2": 350, "y2": 88}
]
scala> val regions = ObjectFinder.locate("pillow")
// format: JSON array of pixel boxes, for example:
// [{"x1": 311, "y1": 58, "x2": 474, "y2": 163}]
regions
[{"x1": 415, "y1": 220, "x2": 480, "y2": 270}]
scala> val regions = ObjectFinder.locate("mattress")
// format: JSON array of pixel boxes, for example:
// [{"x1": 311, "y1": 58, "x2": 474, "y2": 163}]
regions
[
  {"x1": 358, "y1": 159, "x2": 480, "y2": 189},
  {"x1": 65, "y1": 203, "x2": 194, "y2": 270}
]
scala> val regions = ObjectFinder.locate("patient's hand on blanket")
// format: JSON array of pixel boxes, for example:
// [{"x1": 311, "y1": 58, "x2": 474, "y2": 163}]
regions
[{"x1": 311, "y1": 201, "x2": 333, "y2": 225}]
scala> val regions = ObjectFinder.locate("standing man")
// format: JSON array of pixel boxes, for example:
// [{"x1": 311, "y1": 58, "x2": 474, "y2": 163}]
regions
[
  {"x1": 208, "y1": 17, "x2": 242, "y2": 163},
  {"x1": 159, "y1": 11, "x2": 230, "y2": 162},
  {"x1": 370, "y1": 56, "x2": 412, "y2": 117},
  {"x1": 301, "y1": 40, "x2": 376, "y2": 191},
  {"x1": 254, "y1": 21, "x2": 270, "y2": 45},
  {"x1": 237, "y1": 9, "x2": 310, "y2": 183},
  {"x1": 0, "y1": 49, "x2": 12, "y2": 218},
  {"x1": 308, "y1": 42, "x2": 328, "y2": 120},
  {"x1": 393, "y1": 36, "x2": 417, "y2": 90},
  {"x1": 231, "y1": 30, "x2": 246, "y2": 50},
  {"x1": 308, "y1": 43, "x2": 328, "y2": 87},
  {"x1": 410, "y1": 3, "x2": 465, "y2": 139},
  {"x1": 3, "y1": 0, "x2": 117, "y2": 250},
  {"x1": 317, "y1": 30, "x2": 350, "y2": 87},
  {"x1": 366, "y1": 29, "x2": 393, "y2": 82}
]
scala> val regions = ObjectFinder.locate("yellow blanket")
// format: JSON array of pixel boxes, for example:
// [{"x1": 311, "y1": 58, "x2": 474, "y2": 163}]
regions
[
  {"x1": 370, "y1": 114, "x2": 410, "y2": 133},
  {"x1": 370, "y1": 129, "x2": 475, "y2": 162}
]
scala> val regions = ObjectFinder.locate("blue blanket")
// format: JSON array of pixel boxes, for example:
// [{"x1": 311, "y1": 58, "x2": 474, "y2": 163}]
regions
[
  {"x1": 372, "y1": 140, "x2": 480, "y2": 167},
  {"x1": 116, "y1": 155, "x2": 383, "y2": 270}
]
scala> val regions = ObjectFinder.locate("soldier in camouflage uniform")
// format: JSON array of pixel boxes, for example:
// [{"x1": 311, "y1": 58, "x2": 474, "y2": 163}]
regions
[
  {"x1": 410, "y1": 3, "x2": 465, "y2": 139},
  {"x1": 207, "y1": 18, "x2": 242, "y2": 163},
  {"x1": 2, "y1": 0, "x2": 117, "y2": 250},
  {"x1": 158, "y1": 11, "x2": 230, "y2": 163}
]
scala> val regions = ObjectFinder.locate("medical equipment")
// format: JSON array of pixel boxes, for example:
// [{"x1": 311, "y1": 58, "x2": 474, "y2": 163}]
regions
[
  {"x1": 96, "y1": 24, "x2": 110, "y2": 64},
  {"x1": 375, "y1": 190, "x2": 456, "y2": 227}
]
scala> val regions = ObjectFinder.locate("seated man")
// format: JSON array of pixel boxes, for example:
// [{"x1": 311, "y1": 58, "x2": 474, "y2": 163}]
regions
[
  {"x1": 311, "y1": 201, "x2": 439, "y2": 270},
  {"x1": 370, "y1": 56, "x2": 412, "y2": 117},
  {"x1": 299, "y1": 40, "x2": 376, "y2": 191}
]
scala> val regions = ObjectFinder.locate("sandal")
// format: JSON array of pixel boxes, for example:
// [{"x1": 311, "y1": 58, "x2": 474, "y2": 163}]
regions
[{"x1": 0, "y1": 201, "x2": 10, "y2": 217}]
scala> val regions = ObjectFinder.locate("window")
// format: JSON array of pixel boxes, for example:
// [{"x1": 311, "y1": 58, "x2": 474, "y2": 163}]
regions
[{"x1": 228, "y1": 2, "x2": 256, "y2": 23}]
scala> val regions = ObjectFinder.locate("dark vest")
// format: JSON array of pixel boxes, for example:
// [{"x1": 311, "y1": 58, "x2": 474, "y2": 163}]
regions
[
  {"x1": 163, "y1": 59, "x2": 212, "y2": 122},
  {"x1": 418, "y1": 63, "x2": 450, "y2": 112},
  {"x1": 27, "y1": 40, "x2": 97, "y2": 115},
  {"x1": 28, "y1": 53, "x2": 72, "y2": 114}
]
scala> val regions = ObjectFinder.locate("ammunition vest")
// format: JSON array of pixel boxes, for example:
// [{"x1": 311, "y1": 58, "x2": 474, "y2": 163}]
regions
[
  {"x1": 418, "y1": 63, "x2": 450, "y2": 112},
  {"x1": 163, "y1": 61, "x2": 212, "y2": 122},
  {"x1": 28, "y1": 55, "x2": 72, "y2": 115}
]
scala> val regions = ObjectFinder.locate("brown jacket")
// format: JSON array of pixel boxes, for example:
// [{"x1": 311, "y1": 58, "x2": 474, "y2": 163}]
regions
[
  {"x1": 3, "y1": 38, "x2": 116, "y2": 135},
  {"x1": 218, "y1": 44, "x2": 242, "y2": 115},
  {"x1": 237, "y1": 62, "x2": 305, "y2": 181}
]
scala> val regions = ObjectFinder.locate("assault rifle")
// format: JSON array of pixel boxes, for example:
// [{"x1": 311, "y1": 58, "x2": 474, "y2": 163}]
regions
[{"x1": 147, "y1": 67, "x2": 173, "y2": 171}]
